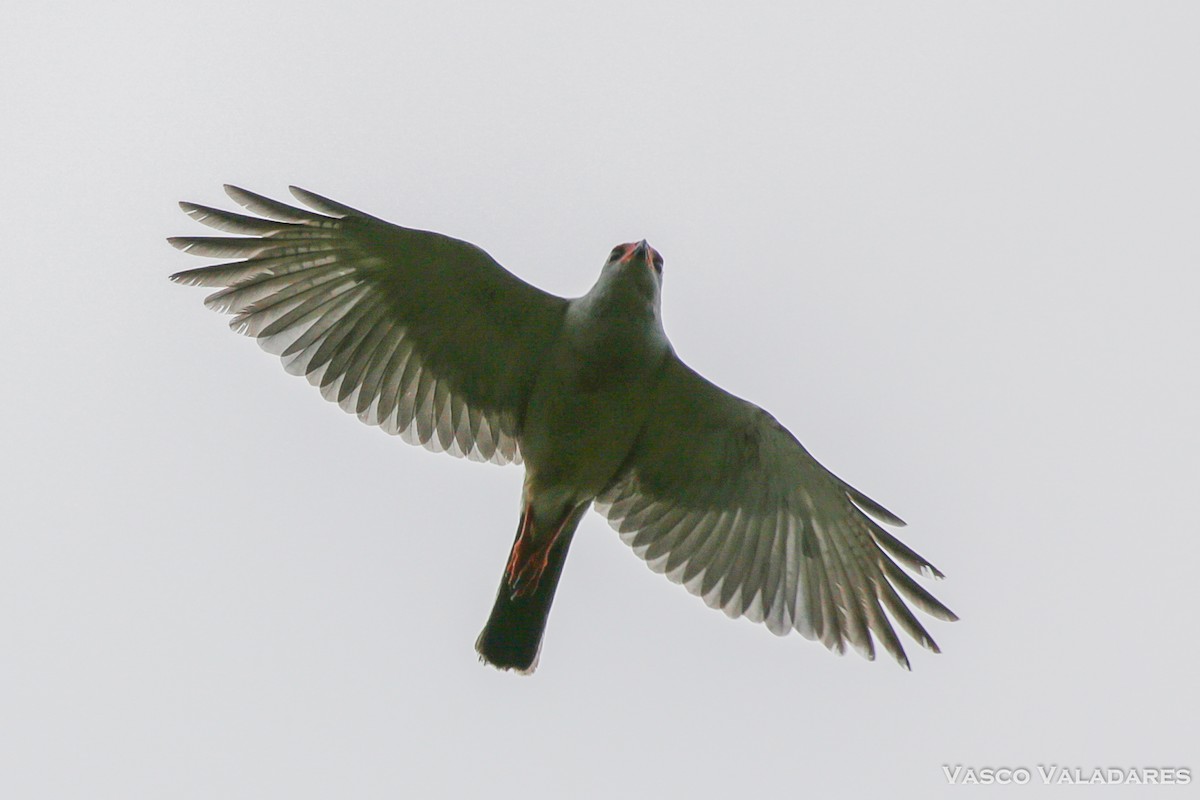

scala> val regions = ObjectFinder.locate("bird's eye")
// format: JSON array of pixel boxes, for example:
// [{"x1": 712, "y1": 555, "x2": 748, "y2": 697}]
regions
[
  {"x1": 609, "y1": 245, "x2": 626, "y2": 262},
  {"x1": 651, "y1": 253, "x2": 664, "y2": 274}
]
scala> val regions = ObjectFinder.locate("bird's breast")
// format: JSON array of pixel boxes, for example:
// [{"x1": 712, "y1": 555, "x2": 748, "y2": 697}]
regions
[{"x1": 519, "y1": 304, "x2": 668, "y2": 500}]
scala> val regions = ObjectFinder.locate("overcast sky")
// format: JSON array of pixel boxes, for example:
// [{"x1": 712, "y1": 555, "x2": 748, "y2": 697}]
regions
[{"x1": 3, "y1": 2, "x2": 1197, "y2": 798}]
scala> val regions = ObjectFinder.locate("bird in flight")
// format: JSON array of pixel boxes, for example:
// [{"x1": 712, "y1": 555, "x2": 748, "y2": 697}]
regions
[{"x1": 170, "y1": 186, "x2": 956, "y2": 674}]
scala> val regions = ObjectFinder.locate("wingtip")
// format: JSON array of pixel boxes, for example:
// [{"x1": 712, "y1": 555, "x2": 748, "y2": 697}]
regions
[
  {"x1": 896, "y1": 651, "x2": 913, "y2": 670},
  {"x1": 843, "y1": 489, "x2": 907, "y2": 528},
  {"x1": 167, "y1": 233, "x2": 193, "y2": 281},
  {"x1": 177, "y1": 201, "x2": 214, "y2": 224},
  {"x1": 223, "y1": 184, "x2": 253, "y2": 204},
  {"x1": 287, "y1": 185, "x2": 362, "y2": 217},
  {"x1": 287, "y1": 184, "x2": 329, "y2": 210},
  {"x1": 287, "y1": 185, "x2": 314, "y2": 201}
]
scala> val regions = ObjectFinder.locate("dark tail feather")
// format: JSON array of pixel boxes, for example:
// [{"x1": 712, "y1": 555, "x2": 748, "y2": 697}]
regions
[{"x1": 476, "y1": 506, "x2": 586, "y2": 673}]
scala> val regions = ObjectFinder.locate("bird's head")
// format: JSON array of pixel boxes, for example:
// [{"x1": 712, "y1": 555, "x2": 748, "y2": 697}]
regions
[
  {"x1": 600, "y1": 239, "x2": 663, "y2": 304},
  {"x1": 606, "y1": 240, "x2": 663, "y2": 277}
]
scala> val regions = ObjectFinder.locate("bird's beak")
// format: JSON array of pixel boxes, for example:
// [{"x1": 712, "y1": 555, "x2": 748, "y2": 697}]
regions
[{"x1": 616, "y1": 240, "x2": 654, "y2": 268}]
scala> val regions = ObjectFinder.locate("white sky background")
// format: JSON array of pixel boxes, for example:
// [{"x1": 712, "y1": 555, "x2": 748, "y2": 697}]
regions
[{"x1": 2, "y1": 1, "x2": 1197, "y2": 797}]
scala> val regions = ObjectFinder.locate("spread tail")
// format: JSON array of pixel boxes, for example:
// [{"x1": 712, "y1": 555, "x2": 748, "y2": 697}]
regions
[{"x1": 476, "y1": 503, "x2": 587, "y2": 673}]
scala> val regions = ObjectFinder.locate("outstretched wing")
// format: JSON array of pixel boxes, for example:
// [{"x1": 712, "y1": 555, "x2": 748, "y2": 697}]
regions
[
  {"x1": 596, "y1": 354, "x2": 956, "y2": 667},
  {"x1": 170, "y1": 186, "x2": 567, "y2": 464}
]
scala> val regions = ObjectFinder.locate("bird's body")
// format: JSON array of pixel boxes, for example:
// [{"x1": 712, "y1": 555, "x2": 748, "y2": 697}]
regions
[
  {"x1": 481, "y1": 242, "x2": 673, "y2": 669},
  {"x1": 523, "y1": 248, "x2": 669, "y2": 501},
  {"x1": 171, "y1": 186, "x2": 956, "y2": 674}
]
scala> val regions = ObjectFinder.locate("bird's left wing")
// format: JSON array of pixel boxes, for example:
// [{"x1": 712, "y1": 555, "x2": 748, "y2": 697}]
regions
[
  {"x1": 596, "y1": 354, "x2": 956, "y2": 667},
  {"x1": 170, "y1": 186, "x2": 567, "y2": 464}
]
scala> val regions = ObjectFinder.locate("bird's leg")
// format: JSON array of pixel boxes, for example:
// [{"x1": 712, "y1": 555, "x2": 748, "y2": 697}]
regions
[
  {"x1": 504, "y1": 505, "x2": 536, "y2": 586},
  {"x1": 506, "y1": 504, "x2": 572, "y2": 599}
]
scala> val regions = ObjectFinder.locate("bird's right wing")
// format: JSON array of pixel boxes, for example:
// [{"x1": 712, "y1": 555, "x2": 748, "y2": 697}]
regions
[
  {"x1": 596, "y1": 354, "x2": 956, "y2": 667},
  {"x1": 170, "y1": 186, "x2": 567, "y2": 464}
]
